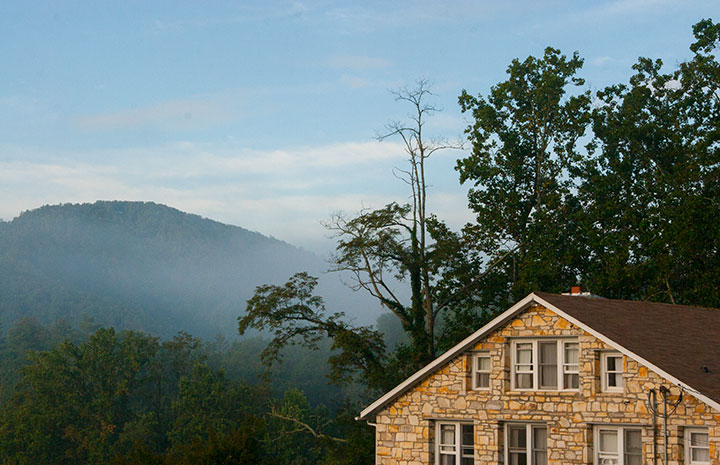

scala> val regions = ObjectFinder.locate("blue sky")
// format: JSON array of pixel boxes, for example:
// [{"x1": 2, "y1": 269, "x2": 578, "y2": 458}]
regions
[{"x1": 0, "y1": 0, "x2": 715, "y2": 253}]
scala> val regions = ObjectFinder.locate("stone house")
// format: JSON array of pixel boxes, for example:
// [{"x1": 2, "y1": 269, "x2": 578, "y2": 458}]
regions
[{"x1": 358, "y1": 291, "x2": 720, "y2": 465}]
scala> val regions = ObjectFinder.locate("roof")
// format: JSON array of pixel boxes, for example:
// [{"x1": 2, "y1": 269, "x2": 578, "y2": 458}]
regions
[{"x1": 358, "y1": 292, "x2": 720, "y2": 420}]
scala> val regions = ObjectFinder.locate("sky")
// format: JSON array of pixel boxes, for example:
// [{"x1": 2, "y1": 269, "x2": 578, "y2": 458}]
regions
[{"x1": 0, "y1": 0, "x2": 716, "y2": 254}]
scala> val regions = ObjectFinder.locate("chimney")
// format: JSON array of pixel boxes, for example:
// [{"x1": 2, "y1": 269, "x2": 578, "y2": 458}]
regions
[{"x1": 562, "y1": 286, "x2": 594, "y2": 297}]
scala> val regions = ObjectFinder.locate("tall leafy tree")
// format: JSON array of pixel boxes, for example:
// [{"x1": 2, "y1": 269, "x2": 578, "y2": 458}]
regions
[
  {"x1": 456, "y1": 47, "x2": 592, "y2": 306},
  {"x1": 580, "y1": 19, "x2": 720, "y2": 305}
]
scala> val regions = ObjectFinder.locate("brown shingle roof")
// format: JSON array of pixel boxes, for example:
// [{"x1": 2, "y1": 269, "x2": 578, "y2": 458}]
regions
[{"x1": 536, "y1": 292, "x2": 720, "y2": 405}]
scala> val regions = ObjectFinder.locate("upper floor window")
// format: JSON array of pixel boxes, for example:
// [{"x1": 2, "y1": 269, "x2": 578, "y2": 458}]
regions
[
  {"x1": 511, "y1": 339, "x2": 579, "y2": 390},
  {"x1": 472, "y1": 352, "x2": 491, "y2": 390},
  {"x1": 505, "y1": 423, "x2": 547, "y2": 465},
  {"x1": 601, "y1": 352, "x2": 624, "y2": 392},
  {"x1": 685, "y1": 428, "x2": 710, "y2": 464},
  {"x1": 594, "y1": 426, "x2": 642, "y2": 465},
  {"x1": 436, "y1": 422, "x2": 473, "y2": 465}
]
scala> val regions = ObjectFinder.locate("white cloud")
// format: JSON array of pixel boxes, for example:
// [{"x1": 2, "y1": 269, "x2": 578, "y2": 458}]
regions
[
  {"x1": 74, "y1": 96, "x2": 236, "y2": 131},
  {"x1": 0, "y1": 139, "x2": 472, "y2": 253}
]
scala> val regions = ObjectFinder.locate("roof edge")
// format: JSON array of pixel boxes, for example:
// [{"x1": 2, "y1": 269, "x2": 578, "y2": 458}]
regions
[
  {"x1": 532, "y1": 295, "x2": 720, "y2": 413},
  {"x1": 358, "y1": 293, "x2": 539, "y2": 420}
]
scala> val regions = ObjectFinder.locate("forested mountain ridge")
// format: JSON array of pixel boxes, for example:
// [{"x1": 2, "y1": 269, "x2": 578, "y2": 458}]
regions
[{"x1": 0, "y1": 201, "x2": 349, "y2": 338}]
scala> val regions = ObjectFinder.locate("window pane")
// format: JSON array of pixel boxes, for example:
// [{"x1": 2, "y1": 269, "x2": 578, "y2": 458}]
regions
[
  {"x1": 462, "y1": 425, "x2": 474, "y2": 447},
  {"x1": 692, "y1": 448, "x2": 710, "y2": 462},
  {"x1": 539, "y1": 342, "x2": 557, "y2": 364},
  {"x1": 517, "y1": 373, "x2": 533, "y2": 389},
  {"x1": 461, "y1": 458, "x2": 473, "y2": 465},
  {"x1": 624, "y1": 456, "x2": 642, "y2": 465},
  {"x1": 564, "y1": 373, "x2": 579, "y2": 389},
  {"x1": 539, "y1": 342, "x2": 557, "y2": 388},
  {"x1": 509, "y1": 426, "x2": 526, "y2": 448},
  {"x1": 625, "y1": 430, "x2": 641, "y2": 454},
  {"x1": 565, "y1": 343, "x2": 578, "y2": 364},
  {"x1": 534, "y1": 427, "x2": 547, "y2": 450},
  {"x1": 440, "y1": 455, "x2": 456, "y2": 465},
  {"x1": 441, "y1": 425, "x2": 456, "y2": 446},
  {"x1": 510, "y1": 453, "x2": 527, "y2": 465},
  {"x1": 607, "y1": 356, "x2": 616, "y2": 371},
  {"x1": 517, "y1": 344, "x2": 532, "y2": 364},
  {"x1": 541, "y1": 365, "x2": 557, "y2": 388},
  {"x1": 478, "y1": 356, "x2": 490, "y2": 371},
  {"x1": 533, "y1": 450, "x2": 547, "y2": 465},
  {"x1": 608, "y1": 373, "x2": 618, "y2": 387},
  {"x1": 599, "y1": 430, "x2": 618, "y2": 453},
  {"x1": 477, "y1": 372, "x2": 490, "y2": 388},
  {"x1": 691, "y1": 432, "x2": 709, "y2": 448}
]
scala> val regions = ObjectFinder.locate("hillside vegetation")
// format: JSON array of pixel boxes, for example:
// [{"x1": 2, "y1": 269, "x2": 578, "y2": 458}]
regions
[{"x1": 0, "y1": 201, "x2": 367, "y2": 339}]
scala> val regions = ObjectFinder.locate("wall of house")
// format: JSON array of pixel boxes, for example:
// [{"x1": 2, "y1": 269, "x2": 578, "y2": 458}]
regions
[{"x1": 373, "y1": 304, "x2": 720, "y2": 465}]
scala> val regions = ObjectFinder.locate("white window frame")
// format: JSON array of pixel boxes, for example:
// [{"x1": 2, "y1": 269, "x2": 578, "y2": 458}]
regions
[
  {"x1": 435, "y1": 421, "x2": 474, "y2": 465},
  {"x1": 601, "y1": 352, "x2": 624, "y2": 393},
  {"x1": 504, "y1": 423, "x2": 547, "y2": 465},
  {"x1": 563, "y1": 341, "x2": 580, "y2": 389},
  {"x1": 510, "y1": 339, "x2": 580, "y2": 391},
  {"x1": 685, "y1": 427, "x2": 710, "y2": 465},
  {"x1": 593, "y1": 426, "x2": 642, "y2": 465},
  {"x1": 472, "y1": 352, "x2": 491, "y2": 390}
]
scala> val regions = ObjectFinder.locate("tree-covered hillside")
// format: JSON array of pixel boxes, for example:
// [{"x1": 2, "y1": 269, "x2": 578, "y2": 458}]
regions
[{"x1": 0, "y1": 201, "x2": 361, "y2": 339}]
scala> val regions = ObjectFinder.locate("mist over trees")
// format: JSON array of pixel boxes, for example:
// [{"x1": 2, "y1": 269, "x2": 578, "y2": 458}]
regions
[
  {"x1": 0, "y1": 201, "x2": 380, "y2": 339},
  {"x1": 0, "y1": 18, "x2": 717, "y2": 465}
]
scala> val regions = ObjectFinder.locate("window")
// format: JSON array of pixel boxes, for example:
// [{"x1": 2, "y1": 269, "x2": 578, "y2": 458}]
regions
[
  {"x1": 472, "y1": 352, "x2": 491, "y2": 390},
  {"x1": 511, "y1": 339, "x2": 579, "y2": 390},
  {"x1": 594, "y1": 426, "x2": 642, "y2": 465},
  {"x1": 685, "y1": 428, "x2": 710, "y2": 464},
  {"x1": 601, "y1": 353, "x2": 624, "y2": 392},
  {"x1": 505, "y1": 423, "x2": 547, "y2": 465},
  {"x1": 436, "y1": 422, "x2": 473, "y2": 465},
  {"x1": 563, "y1": 342, "x2": 579, "y2": 389}
]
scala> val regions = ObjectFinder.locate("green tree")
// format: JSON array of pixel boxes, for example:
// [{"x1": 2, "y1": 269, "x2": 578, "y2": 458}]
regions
[
  {"x1": 580, "y1": 18, "x2": 720, "y2": 305},
  {"x1": 456, "y1": 47, "x2": 592, "y2": 306},
  {"x1": 0, "y1": 328, "x2": 159, "y2": 464}
]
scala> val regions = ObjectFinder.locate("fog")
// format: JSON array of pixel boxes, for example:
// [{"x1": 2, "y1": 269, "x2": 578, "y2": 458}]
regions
[{"x1": 0, "y1": 200, "x2": 386, "y2": 339}]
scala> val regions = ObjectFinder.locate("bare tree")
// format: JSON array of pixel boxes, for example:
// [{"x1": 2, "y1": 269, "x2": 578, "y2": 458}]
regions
[{"x1": 326, "y1": 81, "x2": 461, "y2": 364}]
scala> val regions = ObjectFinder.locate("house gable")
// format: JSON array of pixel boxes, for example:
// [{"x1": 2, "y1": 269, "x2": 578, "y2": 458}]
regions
[
  {"x1": 360, "y1": 293, "x2": 720, "y2": 421},
  {"x1": 368, "y1": 298, "x2": 720, "y2": 464}
]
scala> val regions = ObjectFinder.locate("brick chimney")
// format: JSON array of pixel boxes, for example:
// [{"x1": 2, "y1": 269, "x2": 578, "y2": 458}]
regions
[{"x1": 562, "y1": 286, "x2": 593, "y2": 297}]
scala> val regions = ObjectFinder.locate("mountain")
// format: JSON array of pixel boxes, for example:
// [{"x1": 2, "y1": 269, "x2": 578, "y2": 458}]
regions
[{"x1": 0, "y1": 201, "x2": 376, "y2": 339}]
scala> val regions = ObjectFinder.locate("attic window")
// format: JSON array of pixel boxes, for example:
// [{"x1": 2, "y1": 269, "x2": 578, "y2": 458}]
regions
[
  {"x1": 601, "y1": 352, "x2": 624, "y2": 392},
  {"x1": 472, "y1": 352, "x2": 491, "y2": 390},
  {"x1": 511, "y1": 339, "x2": 579, "y2": 391}
]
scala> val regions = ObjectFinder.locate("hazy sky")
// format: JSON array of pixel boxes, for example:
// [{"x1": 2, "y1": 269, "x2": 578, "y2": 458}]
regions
[{"x1": 0, "y1": 0, "x2": 715, "y2": 253}]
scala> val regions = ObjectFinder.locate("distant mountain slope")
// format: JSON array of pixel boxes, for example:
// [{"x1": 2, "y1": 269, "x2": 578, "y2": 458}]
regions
[{"x1": 0, "y1": 201, "x2": 370, "y2": 338}]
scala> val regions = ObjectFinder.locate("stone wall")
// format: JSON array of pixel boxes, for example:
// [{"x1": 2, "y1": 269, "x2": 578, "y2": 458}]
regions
[{"x1": 373, "y1": 304, "x2": 720, "y2": 465}]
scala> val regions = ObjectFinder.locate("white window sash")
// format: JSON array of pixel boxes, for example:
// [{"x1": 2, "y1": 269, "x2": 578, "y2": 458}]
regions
[
  {"x1": 472, "y1": 352, "x2": 491, "y2": 390},
  {"x1": 436, "y1": 422, "x2": 474, "y2": 465},
  {"x1": 594, "y1": 426, "x2": 642, "y2": 465},
  {"x1": 601, "y1": 352, "x2": 624, "y2": 392},
  {"x1": 685, "y1": 428, "x2": 710, "y2": 465},
  {"x1": 504, "y1": 423, "x2": 547, "y2": 465},
  {"x1": 511, "y1": 339, "x2": 580, "y2": 391}
]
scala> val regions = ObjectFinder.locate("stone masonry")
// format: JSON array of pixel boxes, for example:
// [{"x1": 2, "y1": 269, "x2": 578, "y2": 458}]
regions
[{"x1": 373, "y1": 304, "x2": 720, "y2": 465}]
